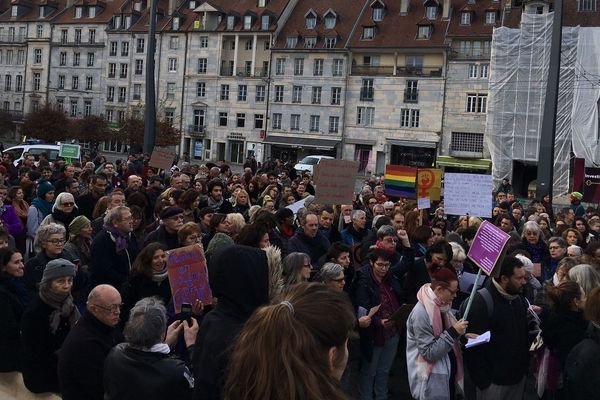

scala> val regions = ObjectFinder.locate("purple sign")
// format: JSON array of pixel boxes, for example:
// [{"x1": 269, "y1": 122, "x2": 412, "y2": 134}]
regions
[{"x1": 467, "y1": 221, "x2": 511, "y2": 276}]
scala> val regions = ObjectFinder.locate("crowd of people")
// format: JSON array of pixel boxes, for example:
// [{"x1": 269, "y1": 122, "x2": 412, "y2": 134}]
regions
[{"x1": 0, "y1": 151, "x2": 599, "y2": 400}]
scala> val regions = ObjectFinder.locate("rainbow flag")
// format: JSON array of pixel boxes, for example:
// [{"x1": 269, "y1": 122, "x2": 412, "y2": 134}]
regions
[{"x1": 385, "y1": 165, "x2": 417, "y2": 199}]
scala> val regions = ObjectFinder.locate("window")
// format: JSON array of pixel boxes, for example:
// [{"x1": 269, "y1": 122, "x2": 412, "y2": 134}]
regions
[
  {"x1": 360, "y1": 79, "x2": 374, "y2": 101},
  {"x1": 311, "y1": 87, "x2": 322, "y2": 104},
  {"x1": 5, "y1": 50, "x2": 12, "y2": 65},
  {"x1": 107, "y1": 87, "x2": 115, "y2": 101},
  {"x1": 480, "y1": 64, "x2": 489, "y2": 78},
  {"x1": 197, "y1": 58, "x2": 207, "y2": 74},
  {"x1": 219, "y1": 112, "x2": 228, "y2": 126},
  {"x1": 193, "y1": 82, "x2": 204, "y2": 97},
  {"x1": 37, "y1": 25, "x2": 43, "y2": 38},
  {"x1": 72, "y1": 52, "x2": 80, "y2": 66},
  {"x1": 258, "y1": 0, "x2": 266, "y2": 7},
  {"x1": 173, "y1": 17, "x2": 180, "y2": 30},
  {"x1": 294, "y1": 58, "x2": 304, "y2": 75},
  {"x1": 136, "y1": 38, "x2": 145, "y2": 53},
  {"x1": 254, "y1": 114, "x2": 264, "y2": 129},
  {"x1": 58, "y1": 75, "x2": 65, "y2": 89},
  {"x1": 166, "y1": 83, "x2": 175, "y2": 99},
  {"x1": 34, "y1": 49, "x2": 42, "y2": 64},
  {"x1": 11, "y1": 5, "x2": 17, "y2": 16},
  {"x1": 261, "y1": 15, "x2": 270, "y2": 30},
  {"x1": 304, "y1": 37, "x2": 316, "y2": 48},
  {"x1": 237, "y1": 85, "x2": 247, "y2": 101},
  {"x1": 461, "y1": 12, "x2": 471, "y2": 25},
  {"x1": 87, "y1": 52, "x2": 94, "y2": 67},
  {"x1": 292, "y1": 86, "x2": 302, "y2": 103},
  {"x1": 310, "y1": 115, "x2": 320, "y2": 132},
  {"x1": 120, "y1": 63, "x2": 128, "y2": 78},
  {"x1": 306, "y1": 14, "x2": 316, "y2": 29},
  {"x1": 236, "y1": 113, "x2": 245, "y2": 127},
  {"x1": 108, "y1": 63, "x2": 116, "y2": 77},
  {"x1": 244, "y1": 40, "x2": 253, "y2": 51},
  {"x1": 89, "y1": 7, "x2": 96, "y2": 18},
  {"x1": 164, "y1": 110, "x2": 174, "y2": 126},
  {"x1": 118, "y1": 87, "x2": 127, "y2": 102},
  {"x1": 220, "y1": 84, "x2": 230, "y2": 100},
  {"x1": 325, "y1": 13, "x2": 336, "y2": 29},
  {"x1": 427, "y1": 6, "x2": 437, "y2": 19},
  {"x1": 56, "y1": 99, "x2": 65, "y2": 112},
  {"x1": 272, "y1": 113, "x2": 282, "y2": 129},
  {"x1": 290, "y1": 114, "x2": 300, "y2": 130},
  {"x1": 14, "y1": 101, "x2": 21, "y2": 111},
  {"x1": 89, "y1": 29, "x2": 96, "y2": 44},
  {"x1": 198, "y1": 36, "x2": 208, "y2": 48},
  {"x1": 362, "y1": 27, "x2": 375, "y2": 40},
  {"x1": 410, "y1": 109, "x2": 420, "y2": 127},
  {"x1": 86, "y1": 76, "x2": 93, "y2": 90},
  {"x1": 313, "y1": 59, "x2": 323, "y2": 76},
  {"x1": 110, "y1": 41, "x2": 118, "y2": 56},
  {"x1": 579, "y1": 0, "x2": 596, "y2": 11},
  {"x1": 135, "y1": 59, "x2": 143, "y2": 75},
  {"x1": 285, "y1": 36, "x2": 298, "y2": 48},
  {"x1": 400, "y1": 108, "x2": 420, "y2": 127},
  {"x1": 60, "y1": 52, "x2": 67, "y2": 66},
  {"x1": 84, "y1": 100, "x2": 92, "y2": 116},
  {"x1": 255, "y1": 85, "x2": 266, "y2": 102},
  {"x1": 227, "y1": 15, "x2": 236, "y2": 30},
  {"x1": 169, "y1": 36, "x2": 179, "y2": 49},
  {"x1": 329, "y1": 116, "x2": 339, "y2": 133},
  {"x1": 192, "y1": 109, "x2": 204, "y2": 129},
  {"x1": 324, "y1": 37, "x2": 337, "y2": 48},
  {"x1": 417, "y1": 25, "x2": 431, "y2": 39},
  {"x1": 71, "y1": 76, "x2": 79, "y2": 90},
  {"x1": 168, "y1": 58, "x2": 177, "y2": 72},
  {"x1": 133, "y1": 84, "x2": 142, "y2": 99},
  {"x1": 121, "y1": 42, "x2": 129, "y2": 56},
  {"x1": 404, "y1": 80, "x2": 418, "y2": 102},
  {"x1": 15, "y1": 75, "x2": 22, "y2": 91},
  {"x1": 75, "y1": 7, "x2": 82, "y2": 18},
  {"x1": 70, "y1": 100, "x2": 78, "y2": 117},
  {"x1": 333, "y1": 59, "x2": 344, "y2": 76},
  {"x1": 4, "y1": 75, "x2": 11, "y2": 91},
  {"x1": 469, "y1": 64, "x2": 478, "y2": 78},
  {"x1": 357, "y1": 107, "x2": 375, "y2": 126},
  {"x1": 243, "y1": 15, "x2": 252, "y2": 30},
  {"x1": 451, "y1": 132, "x2": 484, "y2": 153},
  {"x1": 485, "y1": 11, "x2": 496, "y2": 24},
  {"x1": 466, "y1": 93, "x2": 487, "y2": 113},
  {"x1": 276, "y1": 58, "x2": 285, "y2": 75},
  {"x1": 331, "y1": 87, "x2": 342, "y2": 105},
  {"x1": 31, "y1": 100, "x2": 40, "y2": 112},
  {"x1": 75, "y1": 29, "x2": 81, "y2": 44},
  {"x1": 373, "y1": 6, "x2": 384, "y2": 21},
  {"x1": 274, "y1": 85, "x2": 284, "y2": 102}
]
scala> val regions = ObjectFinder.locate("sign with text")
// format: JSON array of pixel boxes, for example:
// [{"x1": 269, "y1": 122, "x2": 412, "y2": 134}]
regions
[
  {"x1": 313, "y1": 159, "x2": 358, "y2": 205},
  {"x1": 59, "y1": 143, "x2": 81, "y2": 159},
  {"x1": 149, "y1": 146, "x2": 176, "y2": 170},
  {"x1": 583, "y1": 167, "x2": 600, "y2": 203},
  {"x1": 167, "y1": 245, "x2": 212, "y2": 313},
  {"x1": 417, "y1": 168, "x2": 442, "y2": 201},
  {"x1": 467, "y1": 221, "x2": 511, "y2": 276},
  {"x1": 417, "y1": 197, "x2": 430, "y2": 210},
  {"x1": 443, "y1": 173, "x2": 493, "y2": 218}
]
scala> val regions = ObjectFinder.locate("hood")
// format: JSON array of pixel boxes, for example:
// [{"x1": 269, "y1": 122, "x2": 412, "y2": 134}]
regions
[
  {"x1": 263, "y1": 245, "x2": 283, "y2": 301},
  {"x1": 209, "y1": 245, "x2": 269, "y2": 322}
]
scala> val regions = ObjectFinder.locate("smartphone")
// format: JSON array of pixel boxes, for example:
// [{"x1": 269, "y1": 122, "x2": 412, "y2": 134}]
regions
[{"x1": 180, "y1": 303, "x2": 192, "y2": 325}]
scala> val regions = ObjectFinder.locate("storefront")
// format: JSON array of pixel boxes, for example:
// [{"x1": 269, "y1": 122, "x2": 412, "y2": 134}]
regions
[{"x1": 263, "y1": 135, "x2": 339, "y2": 163}]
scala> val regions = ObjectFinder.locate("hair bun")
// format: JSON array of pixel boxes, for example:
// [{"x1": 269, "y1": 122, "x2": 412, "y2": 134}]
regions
[{"x1": 430, "y1": 265, "x2": 458, "y2": 284}]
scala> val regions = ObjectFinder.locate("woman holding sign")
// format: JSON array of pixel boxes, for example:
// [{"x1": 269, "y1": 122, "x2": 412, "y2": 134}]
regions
[{"x1": 406, "y1": 264, "x2": 469, "y2": 400}]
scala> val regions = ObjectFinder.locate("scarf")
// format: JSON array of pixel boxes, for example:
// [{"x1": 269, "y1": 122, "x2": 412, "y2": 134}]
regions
[
  {"x1": 152, "y1": 265, "x2": 169, "y2": 282},
  {"x1": 523, "y1": 240, "x2": 544, "y2": 263},
  {"x1": 12, "y1": 199, "x2": 29, "y2": 219},
  {"x1": 31, "y1": 197, "x2": 53, "y2": 219},
  {"x1": 70, "y1": 236, "x2": 91, "y2": 262},
  {"x1": 415, "y1": 284, "x2": 464, "y2": 390},
  {"x1": 207, "y1": 195, "x2": 224, "y2": 212},
  {"x1": 52, "y1": 209, "x2": 77, "y2": 228},
  {"x1": 492, "y1": 279, "x2": 519, "y2": 301},
  {"x1": 103, "y1": 223, "x2": 130, "y2": 253},
  {"x1": 39, "y1": 287, "x2": 81, "y2": 335}
]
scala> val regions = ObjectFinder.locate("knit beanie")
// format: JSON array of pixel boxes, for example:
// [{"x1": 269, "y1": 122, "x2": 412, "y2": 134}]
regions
[
  {"x1": 571, "y1": 192, "x2": 583, "y2": 201},
  {"x1": 41, "y1": 258, "x2": 76, "y2": 284},
  {"x1": 206, "y1": 233, "x2": 234, "y2": 260},
  {"x1": 37, "y1": 180, "x2": 55, "y2": 199},
  {"x1": 69, "y1": 215, "x2": 91, "y2": 236}
]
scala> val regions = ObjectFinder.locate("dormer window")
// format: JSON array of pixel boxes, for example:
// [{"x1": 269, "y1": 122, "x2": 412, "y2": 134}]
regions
[
  {"x1": 261, "y1": 15, "x2": 270, "y2": 30},
  {"x1": 125, "y1": 15, "x2": 132, "y2": 28},
  {"x1": 189, "y1": 0, "x2": 196, "y2": 8},
  {"x1": 134, "y1": 2, "x2": 142, "y2": 11},
  {"x1": 305, "y1": 12, "x2": 316, "y2": 29},
  {"x1": 362, "y1": 26, "x2": 375, "y2": 40},
  {"x1": 372, "y1": 1, "x2": 385, "y2": 21},
  {"x1": 243, "y1": 15, "x2": 252, "y2": 30},
  {"x1": 426, "y1": 6, "x2": 437, "y2": 19},
  {"x1": 285, "y1": 36, "x2": 298, "y2": 48},
  {"x1": 460, "y1": 11, "x2": 472, "y2": 25},
  {"x1": 324, "y1": 11, "x2": 336, "y2": 29},
  {"x1": 258, "y1": 0, "x2": 267, "y2": 6},
  {"x1": 39, "y1": 6, "x2": 45, "y2": 17},
  {"x1": 115, "y1": 15, "x2": 122, "y2": 28},
  {"x1": 485, "y1": 10, "x2": 496, "y2": 23},
  {"x1": 417, "y1": 25, "x2": 431, "y2": 39},
  {"x1": 304, "y1": 37, "x2": 316, "y2": 48},
  {"x1": 324, "y1": 36, "x2": 337, "y2": 48},
  {"x1": 227, "y1": 15, "x2": 235, "y2": 30},
  {"x1": 89, "y1": 7, "x2": 96, "y2": 18},
  {"x1": 75, "y1": 7, "x2": 83, "y2": 18},
  {"x1": 11, "y1": 5, "x2": 18, "y2": 17},
  {"x1": 173, "y1": 17, "x2": 180, "y2": 30}
]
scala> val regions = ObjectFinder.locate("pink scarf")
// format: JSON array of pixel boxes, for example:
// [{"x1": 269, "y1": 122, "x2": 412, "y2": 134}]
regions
[{"x1": 416, "y1": 284, "x2": 464, "y2": 389}]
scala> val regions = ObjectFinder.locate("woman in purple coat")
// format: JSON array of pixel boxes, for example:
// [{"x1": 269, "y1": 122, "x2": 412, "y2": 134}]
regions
[{"x1": 0, "y1": 185, "x2": 23, "y2": 237}]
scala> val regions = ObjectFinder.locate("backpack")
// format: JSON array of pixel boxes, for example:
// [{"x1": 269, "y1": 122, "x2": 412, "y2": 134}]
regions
[{"x1": 458, "y1": 287, "x2": 494, "y2": 321}]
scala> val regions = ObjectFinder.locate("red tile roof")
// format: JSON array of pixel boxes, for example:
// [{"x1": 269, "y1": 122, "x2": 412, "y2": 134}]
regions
[
  {"x1": 447, "y1": 0, "x2": 502, "y2": 38},
  {"x1": 503, "y1": 1, "x2": 600, "y2": 28},
  {"x1": 52, "y1": 0, "x2": 123, "y2": 23},
  {"x1": 0, "y1": 0, "x2": 68, "y2": 22}
]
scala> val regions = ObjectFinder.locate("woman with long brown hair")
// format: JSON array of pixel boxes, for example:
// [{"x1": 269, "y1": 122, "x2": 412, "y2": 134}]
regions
[{"x1": 224, "y1": 282, "x2": 356, "y2": 400}]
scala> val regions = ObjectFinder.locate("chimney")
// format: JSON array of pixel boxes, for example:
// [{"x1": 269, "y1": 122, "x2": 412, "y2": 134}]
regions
[
  {"x1": 442, "y1": 0, "x2": 451, "y2": 19},
  {"x1": 168, "y1": 0, "x2": 175, "y2": 16},
  {"x1": 400, "y1": 0, "x2": 410, "y2": 16}
]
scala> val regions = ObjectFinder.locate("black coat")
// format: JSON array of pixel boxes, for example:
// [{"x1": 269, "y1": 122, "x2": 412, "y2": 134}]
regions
[
  {"x1": 198, "y1": 197, "x2": 233, "y2": 214},
  {"x1": 0, "y1": 277, "x2": 26, "y2": 372},
  {"x1": 90, "y1": 230, "x2": 140, "y2": 290},
  {"x1": 540, "y1": 309, "x2": 588, "y2": 367},
  {"x1": 143, "y1": 225, "x2": 180, "y2": 250},
  {"x1": 564, "y1": 324, "x2": 600, "y2": 400},
  {"x1": 120, "y1": 274, "x2": 172, "y2": 324},
  {"x1": 287, "y1": 230, "x2": 331, "y2": 268},
  {"x1": 23, "y1": 250, "x2": 82, "y2": 298},
  {"x1": 58, "y1": 312, "x2": 123, "y2": 400},
  {"x1": 21, "y1": 295, "x2": 74, "y2": 393},
  {"x1": 104, "y1": 344, "x2": 193, "y2": 400}
]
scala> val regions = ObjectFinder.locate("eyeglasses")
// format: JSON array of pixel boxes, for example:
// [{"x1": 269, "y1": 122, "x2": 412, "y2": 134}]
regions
[
  {"x1": 93, "y1": 303, "x2": 123, "y2": 313},
  {"x1": 47, "y1": 239, "x2": 65, "y2": 245},
  {"x1": 62, "y1": 202, "x2": 75, "y2": 207},
  {"x1": 383, "y1": 237, "x2": 398, "y2": 243},
  {"x1": 374, "y1": 261, "x2": 391, "y2": 269}
]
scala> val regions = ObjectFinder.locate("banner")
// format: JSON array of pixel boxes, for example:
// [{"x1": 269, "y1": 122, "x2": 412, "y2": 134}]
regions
[
  {"x1": 385, "y1": 165, "x2": 417, "y2": 198},
  {"x1": 149, "y1": 146, "x2": 176, "y2": 170},
  {"x1": 313, "y1": 159, "x2": 358, "y2": 205},
  {"x1": 583, "y1": 167, "x2": 600, "y2": 203},
  {"x1": 417, "y1": 168, "x2": 442, "y2": 201},
  {"x1": 444, "y1": 173, "x2": 493, "y2": 218},
  {"x1": 467, "y1": 221, "x2": 511, "y2": 276},
  {"x1": 167, "y1": 244, "x2": 212, "y2": 313}
]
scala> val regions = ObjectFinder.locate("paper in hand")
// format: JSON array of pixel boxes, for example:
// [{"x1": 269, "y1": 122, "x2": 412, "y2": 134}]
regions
[
  {"x1": 368, "y1": 304, "x2": 381, "y2": 318},
  {"x1": 465, "y1": 331, "x2": 491, "y2": 348}
]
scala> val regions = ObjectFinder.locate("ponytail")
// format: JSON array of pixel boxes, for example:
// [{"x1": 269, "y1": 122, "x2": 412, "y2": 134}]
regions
[{"x1": 546, "y1": 281, "x2": 582, "y2": 313}]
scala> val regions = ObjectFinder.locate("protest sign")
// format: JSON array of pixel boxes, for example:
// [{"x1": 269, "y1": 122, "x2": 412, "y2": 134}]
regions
[
  {"x1": 417, "y1": 168, "x2": 442, "y2": 201},
  {"x1": 385, "y1": 165, "x2": 417, "y2": 199},
  {"x1": 286, "y1": 198, "x2": 306, "y2": 216},
  {"x1": 443, "y1": 173, "x2": 493, "y2": 218},
  {"x1": 59, "y1": 143, "x2": 81, "y2": 159},
  {"x1": 313, "y1": 159, "x2": 358, "y2": 205},
  {"x1": 417, "y1": 197, "x2": 430, "y2": 210},
  {"x1": 167, "y1": 245, "x2": 212, "y2": 313},
  {"x1": 149, "y1": 146, "x2": 177, "y2": 170},
  {"x1": 467, "y1": 220, "x2": 511, "y2": 276}
]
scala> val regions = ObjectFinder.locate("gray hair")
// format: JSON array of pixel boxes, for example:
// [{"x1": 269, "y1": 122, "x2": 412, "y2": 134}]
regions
[
  {"x1": 568, "y1": 264, "x2": 600, "y2": 295},
  {"x1": 282, "y1": 252, "x2": 310, "y2": 286},
  {"x1": 52, "y1": 192, "x2": 77, "y2": 212},
  {"x1": 567, "y1": 245, "x2": 583, "y2": 256},
  {"x1": 34, "y1": 222, "x2": 66, "y2": 252},
  {"x1": 377, "y1": 225, "x2": 396, "y2": 240},
  {"x1": 449, "y1": 241, "x2": 467, "y2": 262},
  {"x1": 351, "y1": 209, "x2": 366, "y2": 221},
  {"x1": 548, "y1": 236, "x2": 568, "y2": 248},
  {"x1": 320, "y1": 262, "x2": 344, "y2": 284},
  {"x1": 104, "y1": 206, "x2": 130, "y2": 225},
  {"x1": 521, "y1": 221, "x2": 542, "y2": 240},
  {"x1": 373, "y1": 204, "x2": 384, "y2": 213},
  {"x1": 124, "y1": 297, "x2": 167, "y2": 349}
]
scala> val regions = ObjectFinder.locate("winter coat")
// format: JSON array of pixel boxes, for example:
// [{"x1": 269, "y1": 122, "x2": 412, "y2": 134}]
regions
[
  {"x1": 23, "y1": 250, "x2": 86, "y2": 302},
  {"x1": 90, "y1": 230, "x2": 140, "y2": 290},
  {"x1": 564, "y1": 323, "x2": 600, "y2": 400},
  {"x1": 0, "y1": 204, "x2": 22, "y2": 237},
  {"x1": 287, "y1": 229, "x2": 330, "y2": 267},
  {"x1": 120, "y1": 273, "x2": 172, "y2": 325},
  {"x1": 143, "y1": 224, "x2": 181, "y2": 250},
  {"x1": 0, "y1": 277, "x2": 26, "y2": 372},
  {"x1": 540, "y1": 309, "x2": 588, "y2": 367}
]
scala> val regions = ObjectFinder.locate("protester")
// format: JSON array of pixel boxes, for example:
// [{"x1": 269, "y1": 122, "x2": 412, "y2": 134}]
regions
[
  {"x1": 0, "y1": 248, "x2": 26, "y2": 372},
  {"x1": 282, "y1": 252, "x2": 311, "y2": 287},
  {"x1": 40, "y1": 192, "x2": 79, "y2": 232},
  {"x1": 63, "y1": 215, "x2": 93, "y2": 270},
  {"x1": 288, "y1": 212, "x2": 330, "y2": 268},
  {"x1": 144, "y1": 206, "x2": 184, "y2": 249},
  {"x1": 319, "y1": 262, "x2": 346, "y2": 291},
  {"x1": 26, "y1": 180, "x2": 55, "y2": 248}
]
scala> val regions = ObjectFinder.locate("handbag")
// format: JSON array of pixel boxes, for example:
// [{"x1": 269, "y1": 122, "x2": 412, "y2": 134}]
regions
[{"x1": 531, "y1": 334, "x2": 562, "y2": 398}]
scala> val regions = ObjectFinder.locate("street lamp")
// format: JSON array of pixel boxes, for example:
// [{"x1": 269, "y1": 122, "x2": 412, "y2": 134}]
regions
[{"x1": 143, "y1": 0, "x2": 157, "y2": 154}]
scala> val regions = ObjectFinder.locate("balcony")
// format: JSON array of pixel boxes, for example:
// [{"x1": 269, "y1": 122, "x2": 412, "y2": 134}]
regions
[
  {"x1": 360, "y1": 87, "x2": 374, "y2": 101},
  {"x1": 220, "y1": 65, "x2": 234, "y2": 76},
  {"x1": 132, "y1": 94, "x2": 141, "y2": 100},
  {"x1": 396, "y1": 66, "x2": 442, "y2": 77},
  {"x1": 351, "y1": 64, "x2": 443, "y2": 77},
  {"x1": 1, "y1": 110, "x2": 24, "y2": 121},
  {"x1": 188, "y1": 125, "x2": 206, "y2": 138},
  {"x1": 351, "y1": 65, "x2": 394, "y2": 76},
  {"x1": 57, "y1": 40, "x2": 105, "y2": 47},
  {"x1": 448, "y1": 50, "x2": 491, "y2": 60},
  {"x1": 403, "y1": 89, "x2": 418, "y2": 103},
  {"x1": 0, "y1": 35, "x2": 26, "y2": 44},
  {"x1": 233, "y1": 67, "x2": 269, "y2": 78}
]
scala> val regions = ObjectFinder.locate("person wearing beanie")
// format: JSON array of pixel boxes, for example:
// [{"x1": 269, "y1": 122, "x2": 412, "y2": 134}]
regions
[
  {"x1": 205, "y1": 232, "x2": 234, "y2": 265},
  {"x1": 570, "y1": 192, "x2": 585, "y2": 218},
  {"x1": 21, "y1": 258, "x2": 80, "y2": 394},
  {"x1": 27, "y1": 180, "x2": 56, "y2": 247},
  {"x1": 407, "y1": 263, "x2": 468, "y2": 400},
  {"x1": 143, "y1": 206, "x2": 184, "y2": 250},
  {"x1": 63, "y1": 216, "x2": 93, "y2": 273}
]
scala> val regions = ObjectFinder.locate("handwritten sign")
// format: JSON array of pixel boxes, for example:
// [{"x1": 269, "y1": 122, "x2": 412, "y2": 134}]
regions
[
  {"x1": 313, "y1": 159, "x2": 358, "y2": 205},
  {"x1": 167, "y1": 245, "x2": 212, "y2": 313},
  {"x1": 467, "y1": 221, "x2": 511, "y2": 276},
  {"x1": 443, "y1": 173, "x2": 493, "y2": 218},
  {"x1": 417, "y1": 168, "x2": 442, "y2": 201},
  {"x1": 417, "y1": 197, "x2": 430, "y2": 210},
  {"x1": 149, "y1": 146, "x2": 176, "y2": 170}
]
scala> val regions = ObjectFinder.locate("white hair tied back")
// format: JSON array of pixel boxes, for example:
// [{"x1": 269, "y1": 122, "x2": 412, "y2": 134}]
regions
[{"x1": 280, "y1": 300, "x2": 294, "y2": 316}]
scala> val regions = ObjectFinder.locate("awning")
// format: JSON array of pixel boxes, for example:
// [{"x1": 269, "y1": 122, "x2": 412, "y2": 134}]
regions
[
  {"x1": 345, "y1": 138, "x2": 377, "y2": 146},
  {"x1": 436, "y1": 156, "x2": 492, "y2": 170},
  {"x1": 387, "y1": 139, "x2": 437, "y2": 149},
  {"x1": 263, "y1": 135, "x2": 339, "y2": 150}
]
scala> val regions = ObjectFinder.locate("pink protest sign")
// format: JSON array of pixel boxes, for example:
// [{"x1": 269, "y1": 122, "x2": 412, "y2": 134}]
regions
[
  {"x1": 467, "y1": 221, "x2": 511, "y2": 276},
  {"x1": 167, "y1": 244, "x2": 212, "y2": 313}
]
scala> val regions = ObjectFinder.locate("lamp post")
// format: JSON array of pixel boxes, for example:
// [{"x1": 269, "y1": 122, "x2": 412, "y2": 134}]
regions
[{"x1": 143, "y1": 0, "x2": 157, "y2": 154}]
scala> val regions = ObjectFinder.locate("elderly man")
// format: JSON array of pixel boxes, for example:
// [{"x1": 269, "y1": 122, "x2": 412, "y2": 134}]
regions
[
  {"x1": 104, "y1": 297, "x2": 198, "y2": 400},
  {"x1": 58, "y1": 285, "x2": 123, "y2": 400},
  {"x1": 341, "y1": 210, "x2": 369, "y2": 246},
  {"x1": 144, "y1": 206, "x2": 184, "y2": 249},
  {"x1": 91, "y1": 189, "x2": 126, "y2": 236},
  {"x1": 288, "y1": 212, "x2": 331, "y2": 269},
  {"x1": 90, "y1": 206, "x2": 140, "y2": 289}
]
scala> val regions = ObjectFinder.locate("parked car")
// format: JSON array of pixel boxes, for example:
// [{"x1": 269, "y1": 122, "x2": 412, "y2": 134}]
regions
[
  {"x1": 3, "y1": 144, "x2": 62, "y2": 166},
  {"x1": 293, "y1": 155, "x2": 335, "y2": 175}
]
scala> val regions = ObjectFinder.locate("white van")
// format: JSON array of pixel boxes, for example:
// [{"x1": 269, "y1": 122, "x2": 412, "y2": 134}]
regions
[
  {"x1": 3, "y1": 144, "x2": 62, "y2": 167},
  {"x1": 293, "y1": 155, "x2": 335, "y2": 175}
]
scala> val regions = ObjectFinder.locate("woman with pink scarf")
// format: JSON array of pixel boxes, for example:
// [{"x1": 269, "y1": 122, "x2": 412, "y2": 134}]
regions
[{"x1": 406, "y1": 264, "x2": 469, "y2": 400}]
